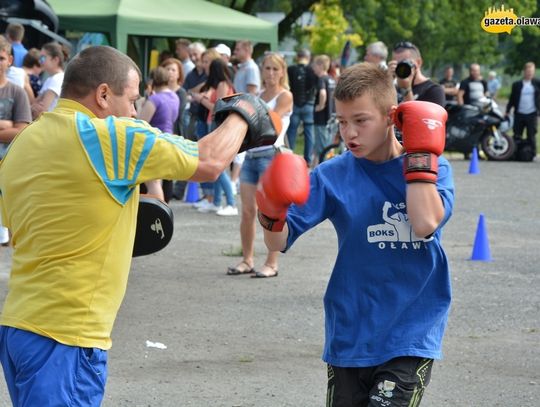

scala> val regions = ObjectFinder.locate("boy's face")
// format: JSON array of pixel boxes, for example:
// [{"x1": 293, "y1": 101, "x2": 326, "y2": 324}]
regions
[
  {"x1": 336, "y1": 94, "x2": 394, "y2": 160},
  {"x1": 0, "y1": 49, "x2": 12, "y2": 79}
]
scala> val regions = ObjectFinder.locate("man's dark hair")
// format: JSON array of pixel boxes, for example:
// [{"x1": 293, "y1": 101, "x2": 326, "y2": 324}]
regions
[
  {"x1": 61, "y1": 46, "x2": 141, "y2": 99},
  {"x1": 297, "y1": 48, "x2": 311, "y2": 60},
  {"x1": 201, "y1": 58, "x2": 232, "y2": 91}
]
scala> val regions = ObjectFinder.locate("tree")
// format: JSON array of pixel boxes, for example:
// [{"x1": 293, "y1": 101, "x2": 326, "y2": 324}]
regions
[
  {"x1": 501, "y1": 0, "x2": 540, "y2": 74},
  {"x1": 341, "y1": 0, "x2": 537, "y2": 75},
  {"x1": 304, "y1": 0, "x2": 362, "y2": 58}
]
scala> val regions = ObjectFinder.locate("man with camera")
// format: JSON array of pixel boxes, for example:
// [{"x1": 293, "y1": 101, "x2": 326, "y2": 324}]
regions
[{"x1": 389, "y1": 41, "x2": 445, "y2": 107}]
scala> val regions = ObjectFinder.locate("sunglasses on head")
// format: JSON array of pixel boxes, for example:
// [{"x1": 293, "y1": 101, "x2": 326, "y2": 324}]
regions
[{"x1": 393, "y1": 41, "x2": 417, "y2": 51}]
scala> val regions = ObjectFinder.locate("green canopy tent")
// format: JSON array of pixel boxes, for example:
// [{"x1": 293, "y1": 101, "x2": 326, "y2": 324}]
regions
[{"x1": 47, "y1": 0, "x2": 278, "y2": 57}]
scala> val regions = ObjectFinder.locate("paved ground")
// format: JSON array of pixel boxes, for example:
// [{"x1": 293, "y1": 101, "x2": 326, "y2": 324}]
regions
[{"x1": 0, "y1": 156, "x2": 538, "y2": 406}]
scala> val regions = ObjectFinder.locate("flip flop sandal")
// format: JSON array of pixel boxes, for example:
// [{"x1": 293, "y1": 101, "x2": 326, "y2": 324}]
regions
[
  {"x1": 251, "y1": 264, "x2": 278, "y2": 278},
  {"x1": 227, "y1": 260, "x2": 255, "y2": 275}
]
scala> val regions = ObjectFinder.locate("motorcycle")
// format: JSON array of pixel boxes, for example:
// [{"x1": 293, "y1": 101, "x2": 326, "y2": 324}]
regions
[
  {"x1": 319, "y1": 97, "x2": 516, "y2": 164},
  {"x1": 445, "y1": 97, "x2": 515, "y2": 160}
]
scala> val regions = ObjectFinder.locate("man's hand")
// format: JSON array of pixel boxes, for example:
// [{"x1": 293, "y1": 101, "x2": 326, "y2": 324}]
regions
[
  {"x1": 0, "y1": 120, "x2": 14, "y2": 130},
  {"x1": 256, "y1": 154, "x2": 310, "y2": 232},
  {"x1": 394, "y1": 101, "x2": 447, "y2": 183},
  {"x1": 214, "y1": 93, "x2": 282, "y2": 152}
]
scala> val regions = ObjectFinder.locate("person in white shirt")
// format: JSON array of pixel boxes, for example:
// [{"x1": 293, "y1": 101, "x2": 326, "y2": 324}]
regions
[
  {"x1": 232, "y1": 40, "x2": 260, "y2": 95},
  {"x1": 175, "y1": 38, "x2": 195, "y2": 77},
  {"x1": 31, "y1": 42, "x2": 66, "y2": 119}
]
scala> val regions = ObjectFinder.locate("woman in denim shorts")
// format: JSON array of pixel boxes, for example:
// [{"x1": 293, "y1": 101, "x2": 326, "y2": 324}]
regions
[{"x1": 227, "y1": 53, "x2": 293, "y2": 278}]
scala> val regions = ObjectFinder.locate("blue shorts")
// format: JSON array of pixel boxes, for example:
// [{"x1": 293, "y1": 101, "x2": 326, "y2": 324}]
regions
[
  {"x1": 0, "y1": 326, "x2": 108, "y2": 407},
  {"x1": 239, "y1": 149, "x2": 275, "y2": 185}
]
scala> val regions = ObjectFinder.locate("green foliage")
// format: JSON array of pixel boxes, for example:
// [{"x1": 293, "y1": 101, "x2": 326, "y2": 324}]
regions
[
  {"x1": 304, "y1": 0, "x2": 362, "y2": 58},
  {"x1": 208, "y1": 0, "x2": 539, "y2": 74},
  {"x1": 342, "y1": 0, "x2": 538, "y2": 74}
]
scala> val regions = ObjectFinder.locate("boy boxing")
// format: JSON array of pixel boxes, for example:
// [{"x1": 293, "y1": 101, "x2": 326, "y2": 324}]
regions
[{"x1": 257, "y1": 63, "x2": 454, "y2": 406}]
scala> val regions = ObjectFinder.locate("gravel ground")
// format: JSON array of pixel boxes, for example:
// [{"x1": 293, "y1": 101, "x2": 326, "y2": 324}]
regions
[{"x1": 0, "y1": 156, "x2": 538, "y2": 406}]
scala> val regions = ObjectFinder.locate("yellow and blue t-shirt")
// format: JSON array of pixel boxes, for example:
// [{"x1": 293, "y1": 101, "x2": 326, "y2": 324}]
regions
[{"x1": 0, "y1": 99, "x2": 198, "y2": 349}]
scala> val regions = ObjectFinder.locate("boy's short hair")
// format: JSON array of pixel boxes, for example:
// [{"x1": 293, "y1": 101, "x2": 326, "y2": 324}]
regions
[
  {"x1": 6, "y1": 23, "x2": 24, "y2": 42},
  {"x1": 313, "y1": 55, "x2": 330, "y2": 72},
  {"x1": 334, "y1": 63, "x2": 396, "y2": 115}
]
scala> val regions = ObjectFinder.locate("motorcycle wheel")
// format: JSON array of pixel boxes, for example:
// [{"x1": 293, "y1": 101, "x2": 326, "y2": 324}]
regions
[
  {"x1": 319, "y1": 142, "x2": 345, "y2": 164},
  {"x1": 481, "y1": 130, "x2": 515, "y2": 161}
]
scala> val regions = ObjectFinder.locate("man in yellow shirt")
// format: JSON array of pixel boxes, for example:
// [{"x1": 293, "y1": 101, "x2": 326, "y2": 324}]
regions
[{"x1": 0, "y1": 45, "x2": 279, "y2": 407}]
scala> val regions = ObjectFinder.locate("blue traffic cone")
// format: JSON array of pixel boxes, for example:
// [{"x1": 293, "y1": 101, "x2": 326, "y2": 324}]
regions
[
  {"x1": 470, "y1": 214, "x2": 491, "y2": 261},
  {"x1": 184, "y1": 182, "x2": 200, "y2": 203},
  {"x1": 469, "y1": 147, "x2": 480, "y2": 174}
]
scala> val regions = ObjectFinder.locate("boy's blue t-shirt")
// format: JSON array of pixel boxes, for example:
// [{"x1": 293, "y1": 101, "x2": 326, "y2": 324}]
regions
[{"x1": 286, "y1": 151, "x2": 455, "y2": 368}]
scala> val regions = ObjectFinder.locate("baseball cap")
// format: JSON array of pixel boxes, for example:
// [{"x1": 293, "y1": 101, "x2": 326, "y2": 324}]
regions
[{"x1": 215, "y1": 43, "x2": 231, "y2": 57}]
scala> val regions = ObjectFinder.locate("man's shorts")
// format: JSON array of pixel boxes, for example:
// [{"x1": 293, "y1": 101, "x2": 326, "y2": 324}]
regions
[
  {"x1": 326, "y1": 356, "x2": 433, "y2": 407},
  {"x1": 0, "y1": 326, "x2": 108, "y2": 407}
]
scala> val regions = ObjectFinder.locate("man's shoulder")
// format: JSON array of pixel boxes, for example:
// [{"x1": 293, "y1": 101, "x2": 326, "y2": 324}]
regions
[{"x1": 414, "y1": 79, "x2": 441, "y2": 91}]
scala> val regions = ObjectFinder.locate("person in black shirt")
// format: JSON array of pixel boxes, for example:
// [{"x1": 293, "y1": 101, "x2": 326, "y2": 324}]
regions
[
  {"x1": 311, "y1": 54, "x2": 336, "y2": 167},
  {"x1": 388, "y1": 41, "x2": 445, "y2": 107},
  {"x1": 439, "y1": 66, "x2": 459, "y2": 103},
  {"x1": 286, "y1": 48, "x2": 319, "y2": 165},
  {"x1": 457, "y1": 63, "x2": 487, "y2": 106},
  {"x1": 506, "y1": 61, "x2": 540, "y2": 157}
]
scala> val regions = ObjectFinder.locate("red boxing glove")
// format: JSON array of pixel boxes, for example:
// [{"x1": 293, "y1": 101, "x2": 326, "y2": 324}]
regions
[
  {"x1": 256, "y1": 153, "x2": 310, "y2": 232},
  {"x1": 394, "y1": 101, "x2": 447, "y2": 183}
]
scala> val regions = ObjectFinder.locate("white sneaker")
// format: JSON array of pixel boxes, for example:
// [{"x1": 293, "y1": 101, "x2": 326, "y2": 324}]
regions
[
  {"x1": 198, "y1": 203, "x2": 221, "y2": 213},
  {"x1": 192, "y1": 198, "x2": 209, "y2": 209},
  {"x1": 216, "y1": 205, "x2": 238, "y2": 216}
]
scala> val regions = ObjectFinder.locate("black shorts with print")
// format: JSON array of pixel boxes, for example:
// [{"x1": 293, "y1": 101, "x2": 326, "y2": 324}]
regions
[{"x1": 326, "y1": 356, "x2": 433, "y2": 407}]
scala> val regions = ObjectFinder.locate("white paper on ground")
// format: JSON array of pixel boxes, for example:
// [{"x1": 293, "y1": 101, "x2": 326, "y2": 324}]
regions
[{"x1": 145, "y1": 340, "x2": 167, "y2": 349}]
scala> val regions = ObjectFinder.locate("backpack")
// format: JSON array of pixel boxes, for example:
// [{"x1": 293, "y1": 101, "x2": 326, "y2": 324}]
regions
[{"x1": 514, "y1": 138, "x2": 535, "y2": 162}]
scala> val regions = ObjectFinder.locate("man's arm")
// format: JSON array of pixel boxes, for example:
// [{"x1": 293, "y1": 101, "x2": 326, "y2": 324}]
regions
[
  {"x1": 246, "y1": 84, "x2": 258, "y2": 95},
  {"x1": 0, "y1": 122, "x2": 28, "y2": 143},
  {"x1": 23, "y1": 75, "x2": 35, "y2": 104},
  {"x1": 137, "y1": 99, "x2": 157, "y2": 123},
  {"x1": 190, "y1": 114, "x2": 248, "y2": 181},
  {"x1": 31, "y1": 90, "x2": 57, "y2": 119},
  {"x1": 506, "y1": 82, "x2": 516, "y2": 115},
  {"x1": 315, "y1": 86, "x2": 327, "y2": 112},
  {"x1": 456, "y1": 89, "x2": 465, "y2": 105},
  {"x1": 192, "y1": 94, "x2": 282, "y2": 181}
]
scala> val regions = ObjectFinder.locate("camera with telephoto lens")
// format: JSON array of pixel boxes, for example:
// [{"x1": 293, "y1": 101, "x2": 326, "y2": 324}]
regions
[{"x1": 395, "y1": 60, "x2": 415, "y2": 79}]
